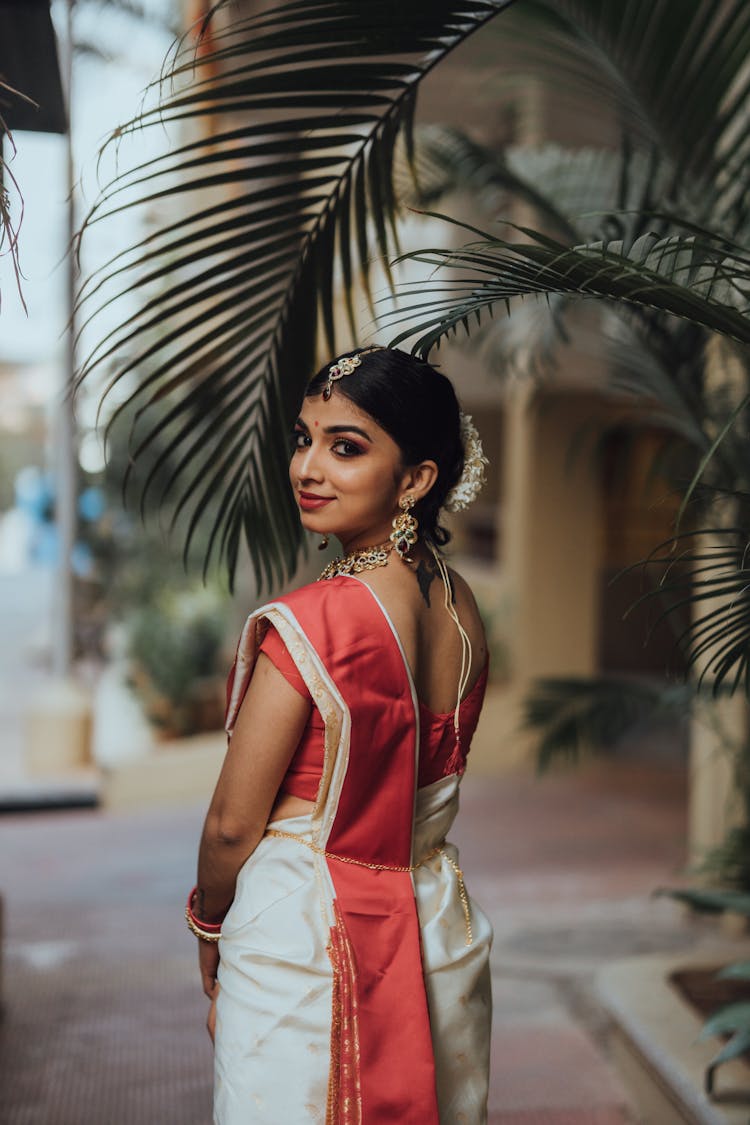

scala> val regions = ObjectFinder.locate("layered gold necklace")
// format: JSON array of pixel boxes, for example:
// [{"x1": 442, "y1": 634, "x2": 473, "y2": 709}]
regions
[{"x1": 318, "y1": 540, "x2": 393, "y2": 581}]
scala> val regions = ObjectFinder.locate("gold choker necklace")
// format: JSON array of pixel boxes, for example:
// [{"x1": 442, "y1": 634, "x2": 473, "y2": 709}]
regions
[{"x1": 318, "y1": 540, "x2": 393, "y2": 581}]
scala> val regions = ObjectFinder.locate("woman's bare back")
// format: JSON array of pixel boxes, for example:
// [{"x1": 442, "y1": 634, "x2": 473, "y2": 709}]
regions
[
  {"x1": 356, "y1": 549, "x2": 487, "y2": 714},
  {"x1": 270, "y1": 552, "x2": 486, "y2": 823}
]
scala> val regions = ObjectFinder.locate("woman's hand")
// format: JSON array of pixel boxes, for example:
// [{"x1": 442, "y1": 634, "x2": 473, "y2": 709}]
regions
[
  {"x1": 207, "y1": 987, "x2": 218, "y2": 1044},
  {"x1": 199, "y1": 938, "x2": 220, "y2": 999},
  {"x1": 199, "y1": 940, "x2": 220, "y2": 1045}
]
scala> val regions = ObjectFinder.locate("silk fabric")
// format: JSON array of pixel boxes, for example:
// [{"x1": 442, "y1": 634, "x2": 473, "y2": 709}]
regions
[{"x1": 215, "y1": 577, "x2": 492, "y2": 1123}]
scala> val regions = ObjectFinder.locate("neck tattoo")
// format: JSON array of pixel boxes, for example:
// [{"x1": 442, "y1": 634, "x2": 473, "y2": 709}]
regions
[{"x1": 416, "y1": 558, "x2": 455, "y2": 608}]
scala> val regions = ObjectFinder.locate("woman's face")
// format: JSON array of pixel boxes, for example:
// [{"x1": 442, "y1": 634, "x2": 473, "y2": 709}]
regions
[{"x1": 290, "y1": 390, "x2": 415, "y2": 552}]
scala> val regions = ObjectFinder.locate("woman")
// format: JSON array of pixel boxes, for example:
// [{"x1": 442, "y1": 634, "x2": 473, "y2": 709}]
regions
[{"x1": 187, "y1": 346, "x2": 493, "y2": 1124}]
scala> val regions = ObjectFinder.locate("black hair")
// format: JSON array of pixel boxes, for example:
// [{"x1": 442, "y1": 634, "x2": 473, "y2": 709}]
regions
[{"x1": 305, "y1": 346, "x2": 464, "y2": 548}]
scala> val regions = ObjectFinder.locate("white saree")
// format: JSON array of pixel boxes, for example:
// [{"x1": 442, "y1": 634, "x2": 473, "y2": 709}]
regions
[{"x1": 213, "y1": 578, "x2": 493, "y2": 1124}]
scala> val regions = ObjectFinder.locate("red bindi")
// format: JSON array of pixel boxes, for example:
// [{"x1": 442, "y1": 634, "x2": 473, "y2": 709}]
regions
[{"x1": 314, "y1": 420, "x2": 319, "y2": 427}]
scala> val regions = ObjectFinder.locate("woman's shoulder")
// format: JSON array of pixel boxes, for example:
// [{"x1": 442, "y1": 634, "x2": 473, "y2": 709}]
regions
[
  {"x1": 255, "y1": 575, "x2": 381, "y2": 645},
  {"x1": 446, "y1": 564, "x2": 483, "y2": 619},
  {"x1": 267, "y1": 574, "x2": 370, "y2": 613}
]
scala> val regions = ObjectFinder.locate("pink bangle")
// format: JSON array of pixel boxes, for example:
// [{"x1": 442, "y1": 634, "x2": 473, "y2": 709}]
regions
[{"x1": 186, "y1": 885, "x2": 223, "y2": 935}]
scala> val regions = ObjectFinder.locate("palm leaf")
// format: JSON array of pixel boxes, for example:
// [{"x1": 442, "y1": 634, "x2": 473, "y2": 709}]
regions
[
  {"x1": 410, "y1": 128, "x2": 582, "y2": 241},
  {"x1": 76, "y1": 0, "x2": 515, "y2": 592},
  {"x1": 487, "y1": 0, "x2": 750, "y2": 239},
  {"x1": 660, "y1": 887, "x2": 750, "y2": 916},
  {"x1": 522, "y1": 675, "x2": 693, "y2": 772},
  {"x1": 705, "y1": 1027, "x2": 750, "y2": 1097},
  {"x1": 406, "y1": 127, "x2": 718, "y2": 396},
  {"x1": 718, "y1": 962, "x2": 750, "y2": 980},
  {"x1": 621, "y1": 526, "x2": 750, "y2": 697},
  {"x1": 383, "y1": 213, "x2": 750, "y2": 358},
  {"x1": 0, "y1": 79, "x2": 35, "y2": 313}
]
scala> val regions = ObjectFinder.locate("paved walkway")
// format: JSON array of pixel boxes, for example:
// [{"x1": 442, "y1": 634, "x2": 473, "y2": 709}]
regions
[{"x1": 0, "y1": 753, "x2": 710, "y2": 1125}]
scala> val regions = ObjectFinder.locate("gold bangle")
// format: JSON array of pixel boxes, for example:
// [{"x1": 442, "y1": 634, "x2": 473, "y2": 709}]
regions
[{"x1": 185, "y1": 906, "x2": 221, "y2": 943}]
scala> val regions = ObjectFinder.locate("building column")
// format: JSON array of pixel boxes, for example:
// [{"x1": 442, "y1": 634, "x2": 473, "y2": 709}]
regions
[{"x1": 504, "y1": 385, "x2": 602, "y2": 686}]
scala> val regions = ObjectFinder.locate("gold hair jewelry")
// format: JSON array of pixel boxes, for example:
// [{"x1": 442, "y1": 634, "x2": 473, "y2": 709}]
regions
[
  {"x1": 318, "y1": 540, "x2": 393, "y2": 581},
  {"x1": 322, "y1": 346, "x2": 384, "y2": 400},
  {"x1": 318, "y1": 535, "x2": 329, "y2": 551},
  {"x1": 390, "y1": 494, "x2": 418, "y2": 563}
]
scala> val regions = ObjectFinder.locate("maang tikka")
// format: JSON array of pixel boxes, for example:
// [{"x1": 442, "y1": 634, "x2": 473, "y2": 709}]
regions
[
  {"x1": 390, "y1": 494, "x2": 419, "y2": 563},
  {"x1": 322, "y1": 345, "x2": 384, "y2": 400}
]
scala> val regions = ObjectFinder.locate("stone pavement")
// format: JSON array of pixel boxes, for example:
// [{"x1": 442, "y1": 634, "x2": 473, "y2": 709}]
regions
[{"x1": 0, "y1": 752, "x2": 716, "y2": 1125}]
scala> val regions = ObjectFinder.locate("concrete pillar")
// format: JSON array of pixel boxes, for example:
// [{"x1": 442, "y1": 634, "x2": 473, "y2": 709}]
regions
[
  {"x1": 686, "y1": 341, "x2": 750, "y2": 868},
  {"x1": 504, "y1": 385, "x2": 601, "y2": 685},
  {"x1": 688, "y1": 682, "x2": 749, "y2": 866},
  {"x1": 25, "y1": 678, "x2": 93, "y2": 775}
]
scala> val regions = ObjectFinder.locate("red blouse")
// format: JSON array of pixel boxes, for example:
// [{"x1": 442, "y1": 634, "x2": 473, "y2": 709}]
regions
[{"x1": 259, "y1": 624, "x2": 488, "y2": 801}]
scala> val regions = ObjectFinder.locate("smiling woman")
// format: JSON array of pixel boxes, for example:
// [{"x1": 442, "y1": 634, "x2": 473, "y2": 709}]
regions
[
  {"x1": 190, "y1": 345, "x2": 493, "y2": 1125},
  {"x1": 291, "y1": 390, "x2": 432, "y2": 555}
]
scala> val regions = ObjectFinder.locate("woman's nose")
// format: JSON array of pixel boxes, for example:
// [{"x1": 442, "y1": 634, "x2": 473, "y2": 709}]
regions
[{"x1": 297, "y1": 444, "x2": 324, "y2": 482}]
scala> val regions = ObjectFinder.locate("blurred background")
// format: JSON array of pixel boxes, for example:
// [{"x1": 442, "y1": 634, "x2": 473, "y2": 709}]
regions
[{"x1": 2, "y1": 2, "x2": 750, "y2": 1122}]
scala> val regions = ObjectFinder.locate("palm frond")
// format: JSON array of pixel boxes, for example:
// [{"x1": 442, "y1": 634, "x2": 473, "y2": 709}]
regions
[
  {"x1": 624, "y1": 528, "x2": 750, "y2": 698},
  {"x1": 0, "y1": 79, "x2": 34, "y2": 313},
  {"x1": 76, "y1": 0, "x2": 514, "y2": 592},
  {"x1": 411, "y1": 129, "x2": 697, "y2": 244},
  {"x1": 660, "y1": 887, "x2": 750, "y2": 915},
  {"x1": 383, "y1": 212, "x2": 750, "y2": 356},
  {"x1": 488, "y1": 0, "x2": 750, "y2": 239},
  {"x1": 523, "y1": 675, "x2": 692, "y2": 772},
  {"x1": 411, "y1": 128, "x2": 583, "y2": 241}
]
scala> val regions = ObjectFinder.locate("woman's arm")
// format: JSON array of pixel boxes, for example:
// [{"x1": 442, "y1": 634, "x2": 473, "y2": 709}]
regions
[{"x1": 194, "y1": 650, "x2": 312, "y2": 997}]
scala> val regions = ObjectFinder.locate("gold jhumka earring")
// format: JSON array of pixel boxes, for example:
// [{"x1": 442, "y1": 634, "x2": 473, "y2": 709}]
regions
[{"x1": 390, "y1": 495, "x2": 418, "y2": 563}]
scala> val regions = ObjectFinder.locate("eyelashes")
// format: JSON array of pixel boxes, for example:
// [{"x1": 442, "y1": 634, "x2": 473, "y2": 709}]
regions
[
  {"x1": 332, "y1": 439, "x2": 364, "y2": 457},
  {"x1": 290, "y1": 430, "x2": 364, "y2": 457}
]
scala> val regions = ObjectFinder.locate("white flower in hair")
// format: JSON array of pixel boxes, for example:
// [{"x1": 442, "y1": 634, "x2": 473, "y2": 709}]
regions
[{"x1": 443, "y1": 414, "x2": 489, "y2": 512}]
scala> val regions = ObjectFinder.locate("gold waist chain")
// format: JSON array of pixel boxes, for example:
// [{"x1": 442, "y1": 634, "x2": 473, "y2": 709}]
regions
[{"x1": 265, "y1": 827, "x2": 473, "y2": 945}]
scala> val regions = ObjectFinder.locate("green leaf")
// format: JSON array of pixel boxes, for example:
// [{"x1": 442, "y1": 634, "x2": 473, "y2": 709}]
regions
[
  {"x1": 717, "y1": 961, "x2": 750, "y2": 980},
  {"x1": 384, "y1": 213, "x2": 750, "y2": 357},
  {"x1": 76, "y1": 0, "x2": 516, "y2": 592},
  {"x1": 522, "y1": 676, "x2": 692, "y2": 772},
  {"x1": 619, "y1": 527, "x2": 750, "y2": 698},
  {"x1": 705, "y1": 1027, "x2": 750, "y2": 1097},
  {"x1": 699, "y1": 1001, "x2": 750, "y2": 1039},
  {"x1": 658, "y1": 887, "x2": 750, "y2": 916}
]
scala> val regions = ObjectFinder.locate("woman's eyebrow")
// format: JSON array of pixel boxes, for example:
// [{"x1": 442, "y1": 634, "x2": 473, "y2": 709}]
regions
[
  {"x1": 323, "y1": 424, "x2": 373, "y2": 443},
  {"x1": 294, "y1": 417, "x2": 309, "y2": 430}
]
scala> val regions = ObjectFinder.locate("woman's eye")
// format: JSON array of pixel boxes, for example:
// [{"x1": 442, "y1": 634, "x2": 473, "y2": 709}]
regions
[
  {"x1": 332, "y1": 439, "x2": 363, "y2": 457},
  {"x1": 291, "y1": 430, "x2": 310, "y2": 450}
]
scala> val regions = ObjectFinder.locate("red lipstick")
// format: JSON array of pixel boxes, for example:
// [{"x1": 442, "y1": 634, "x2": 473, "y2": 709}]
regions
[{"x1": 298, "y1": 492, "x2": 334, "y2": 511}]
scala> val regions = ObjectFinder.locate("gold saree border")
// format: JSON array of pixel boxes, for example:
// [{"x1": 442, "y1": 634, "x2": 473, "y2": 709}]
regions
[{"x1": 326, "y1": 901, "x2": 362, "y2": 1125}]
